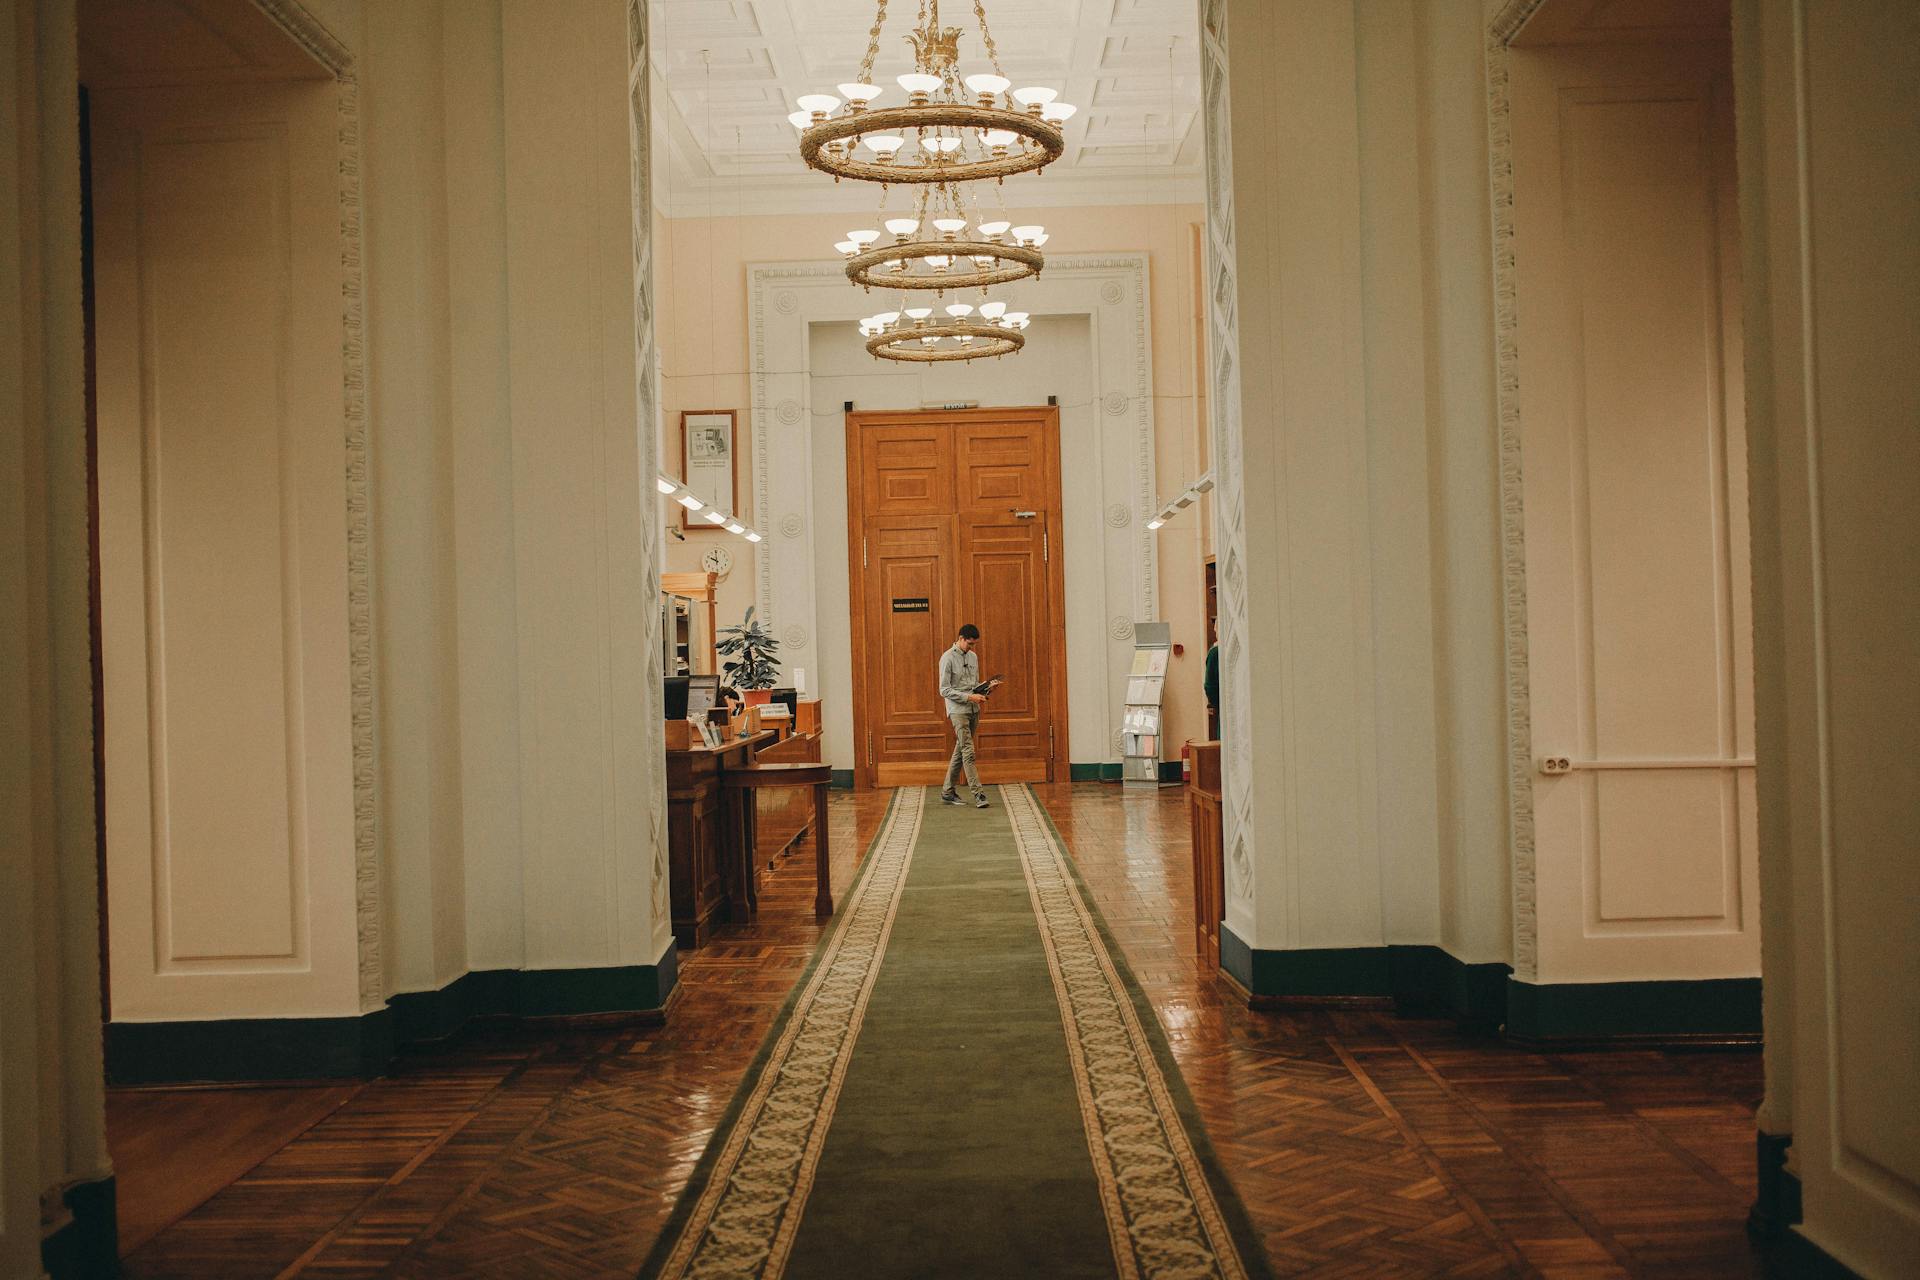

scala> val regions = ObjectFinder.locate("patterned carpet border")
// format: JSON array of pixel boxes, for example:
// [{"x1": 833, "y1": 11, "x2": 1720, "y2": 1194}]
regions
[
  {"x1": 1007, "y1": 783, "x2": 1274, "y2": 1280},
  {"x1": 639, "y1": 786, "x2": 925, "y2": 1280}
]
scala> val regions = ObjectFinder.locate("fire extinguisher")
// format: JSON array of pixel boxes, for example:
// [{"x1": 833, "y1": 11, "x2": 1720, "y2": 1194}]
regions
[{"x1": 1181, "y1": 739, "x2": 1193, "y2": 783}]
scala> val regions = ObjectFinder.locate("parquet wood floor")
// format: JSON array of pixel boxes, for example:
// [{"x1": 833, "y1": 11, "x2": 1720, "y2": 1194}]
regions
[{"x1": 113, "y1": 783, "x2": 1765, "y2": 1278}]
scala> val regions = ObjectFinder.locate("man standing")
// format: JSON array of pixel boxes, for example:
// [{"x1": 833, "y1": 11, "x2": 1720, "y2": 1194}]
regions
[{"x1": 939, "y1": 623, "x2": 993, "y2": 808}]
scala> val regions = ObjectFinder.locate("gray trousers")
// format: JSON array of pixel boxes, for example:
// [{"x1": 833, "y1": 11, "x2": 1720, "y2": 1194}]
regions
[{"x1": 943, "y1": 708, "x2": 982, "y2": 796}]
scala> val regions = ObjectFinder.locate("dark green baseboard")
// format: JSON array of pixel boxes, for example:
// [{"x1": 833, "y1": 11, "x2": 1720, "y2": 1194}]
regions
[
  {"x1": 107, "y1": 1009, "x2": 395, "y2": 1085},
  {"x1": 389, "y1": 953, "x2": 680, "y2": 1044},
  {"x1": 1504, "y1": 976, "x2": 1761, "y2": 1042},
  {"x1": 108, "y1": 950, "x2": 679, "y2": 1084},
  {"x1": 830, "y1": 769, "x2": 854, "y2": 790},
  {"x1": 1067, "y1": 762, "x2": 1185, "y2": 782},
  {"x1": 41, "y1": 1174, "x2": 115, "y2": 1280},
  {"x1": 1216, "y1": 929, "x2": 1758, "y2": 1040},
  {"x1": 1218, "y1": 930, "x2": 1510, "y2": 1019},
  {"x1": 1749, "y1": 1130, "x2": 1801, "y2": 1244},
  {"x1": 1766, "y1": 1226, "x2": 1865, "y2": 1279}
]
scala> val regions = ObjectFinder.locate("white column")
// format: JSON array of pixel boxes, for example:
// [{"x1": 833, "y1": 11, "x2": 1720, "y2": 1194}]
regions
[
  {"x1": 1204, "y1": 0, "x2": 1387, "y2": 976},
  {"x1": 1742, "y1": 0, "x2": 1920, "y2": 1272},
  {"x1": 2, "y1": 0, "x2": 110, "y2": 1271},
  {"x1": 497, "y1": 0, "x2": 673, "y2": 978}
]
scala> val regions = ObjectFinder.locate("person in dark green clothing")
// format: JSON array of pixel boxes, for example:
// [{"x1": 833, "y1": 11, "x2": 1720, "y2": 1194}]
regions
[{"x1": 1203, "y1": 643, "x2": 1219, "y2": 717}]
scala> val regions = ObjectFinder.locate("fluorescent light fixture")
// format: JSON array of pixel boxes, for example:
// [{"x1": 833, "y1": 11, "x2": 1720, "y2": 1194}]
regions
[
  {"x1": 745, "y1": 531, "x2": 763, "y2": 543},
  {"x1": 1146, "y1": 518, "x2": 1165, "y2": 530},
  {"x1": 677, "y1": 494, "x2": 703, "y2": 510},
  {"x1": 725, "y1": 522, "x2": 745, "y2": 534},
  {"x1": 1194, "y1": 473, "x2": 1216, "y2": 493},
  {"x1": 655, "y1": 475, "x2": 677, "y2": 494},
  {"x1": 703, "y1": 510, "x2": 727, "y2": 524}
]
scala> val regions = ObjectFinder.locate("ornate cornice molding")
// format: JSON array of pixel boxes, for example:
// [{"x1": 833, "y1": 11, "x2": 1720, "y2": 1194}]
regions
[
  {"x1": 1484, "y1": 0, "x2": 1544, "y2": 982},
  {"x1": 250, "y1": 0, "x2": 351, "y2": 76}
]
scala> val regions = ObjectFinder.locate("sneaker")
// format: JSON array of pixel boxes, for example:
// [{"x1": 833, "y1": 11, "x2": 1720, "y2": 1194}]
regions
[
  {"x1": 940, "y1": 791, "x2": 964, "y2": 806},
  {"x1": 974, "y1": 793, "x2": 990, "y2": 809}
]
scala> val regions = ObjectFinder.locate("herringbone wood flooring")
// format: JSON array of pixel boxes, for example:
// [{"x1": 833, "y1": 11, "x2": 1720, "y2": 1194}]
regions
[{"x1": 112, "y1": 784, "x2": 1764, "y2": 1278}]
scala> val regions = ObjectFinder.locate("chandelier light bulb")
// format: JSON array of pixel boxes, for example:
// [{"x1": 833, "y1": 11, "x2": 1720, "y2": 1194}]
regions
[
  {"x1": 1010, "y1": 224, "x2": 1042, "y2": 245},
  {"x1": 905, "y1": 307, "x2": 933, "y2": 320},
  {"x1": 797, "y1": 93, "x2": 841, "y2": 117},
  {"x1": 1040, "y1": 102, "x2": 1077, "y2": 123},
  {"x1": 979, "y1": 301, "x2": 1007, "y2": 319},
  {"x1": 1012, "y1": 86, "x2": 1058, "y2": 109},
  {"x1": 925, "y1": 254, "x2": 951, "y2": 269},
  {"x1": 885, "y1": 217, "x2": 920, "y2": 237},
  {"x1": 835, "y1": 239, "x2": 860, "y2": 256},
  {"x1": 837, "y1": 82, "x2": 882, "y2": 106},
  {"x1": 983, "y1": 129, "x2": 1017, "y2": 151},
  {"x1": 964, "y1": 73, "x2": 1010, "y2": 100},
  {"x1": 933, "y1": 217, "x2": 967, "y2": 237},
  {"x1": 946, "y1": 303, "x2": 974, "y2": 318},
  {"x1": 787, "y1": 110, "x2": 811, "y2": 130},
  {"x1": 1029, "y1": 232, "x2": 1050, "y2": 247},
  {"x1": 863, "y1": 134, "x2": 905, "y2": 159},
  {"x1": 875, "y1": 311, "x2": 900, "y2": 325},
  {"x1": 847, "y1": 228, "x2": 880, "y2": 245},
  {"x1": 897, "y1": 72, "x2": 941, "y2": 100},
  {"x1": 977, "y1": 220, "x2": 1010, "y2": 238}
]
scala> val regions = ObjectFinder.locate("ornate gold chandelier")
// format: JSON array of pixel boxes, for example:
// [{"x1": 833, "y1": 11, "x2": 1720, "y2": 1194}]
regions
[
  {"x1": 791, "y1": 0, "x2": 1074, "y2": 188},
  {"x1": 834, "y1": 183, "x2": 1048, "y2": 295},
  {"x1": 859, "y1": 300, "x2": 1032, "y2": 363}
]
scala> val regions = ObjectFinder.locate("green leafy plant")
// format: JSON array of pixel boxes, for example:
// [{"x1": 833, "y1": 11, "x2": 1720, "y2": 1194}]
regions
[{"x1": 717, "y1": 605, "x2": 782, "y2": 690}]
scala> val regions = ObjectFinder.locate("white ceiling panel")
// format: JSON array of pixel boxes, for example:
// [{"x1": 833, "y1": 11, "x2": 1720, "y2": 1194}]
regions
[{"x1": 651, "y1": 0, "x2": 1204, "y2": 216}]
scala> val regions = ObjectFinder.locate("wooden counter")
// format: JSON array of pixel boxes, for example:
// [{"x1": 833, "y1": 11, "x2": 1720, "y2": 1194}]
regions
[
  {"x1": 1188, "y1": 742, "x2": 1223, "y2": 968},
  {"x1": 665, "y1": 729, "x2": 773, "y2": 949}
]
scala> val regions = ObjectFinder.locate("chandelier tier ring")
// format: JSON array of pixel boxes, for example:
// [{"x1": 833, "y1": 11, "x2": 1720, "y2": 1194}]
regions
[
  {"x1": 864, "y1": 321, "x2": 1024, "y2": 362},
  {"x1": 799, "y1": 104, "x2": 1064, "y2": 186},
  {"x1": 844, "y1": 238, "x2": 1043, "y2": 292}
]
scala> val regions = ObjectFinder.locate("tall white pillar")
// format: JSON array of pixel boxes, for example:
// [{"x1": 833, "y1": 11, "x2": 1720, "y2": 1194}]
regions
[{"x1": 1201, "y1": 0, "x2": 1389, "y2": 994}]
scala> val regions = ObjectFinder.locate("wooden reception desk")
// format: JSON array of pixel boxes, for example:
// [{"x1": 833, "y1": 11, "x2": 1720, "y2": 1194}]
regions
[{"x1": 665, "y1": 729, "x2": 773, "y2": 949}]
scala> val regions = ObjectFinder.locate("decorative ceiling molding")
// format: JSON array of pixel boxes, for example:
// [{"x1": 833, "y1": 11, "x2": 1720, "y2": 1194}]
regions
[{"x1": 650, "y1": 0, "x2": 1202, "y2": 217}]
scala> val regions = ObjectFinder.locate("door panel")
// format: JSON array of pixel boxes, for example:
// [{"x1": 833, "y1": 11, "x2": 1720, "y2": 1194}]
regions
[
  {"x1": 962, "y1": 513, "x2": 1051, "y2": 780},
  {"x1": 865, "y1": 423, "x2": 953, "y2": 515},
  {"x1": 1512, "y1": 40, "x2": 1757, "y2": 982},
  {"x1": 849, "y1": 408, "x2": 1064, "y2": 788},
  {"x1": 865, "y1": 515, "x2": 957, "y2": 787}
]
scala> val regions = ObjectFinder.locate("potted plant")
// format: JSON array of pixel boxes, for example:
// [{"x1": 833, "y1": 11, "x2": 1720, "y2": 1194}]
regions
[{"x1": 717, "y1": 606, "x2": 781, "y2": 704}]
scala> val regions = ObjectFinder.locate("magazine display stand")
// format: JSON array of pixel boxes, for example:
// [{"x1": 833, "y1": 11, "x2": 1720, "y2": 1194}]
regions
[{"x1": 1122, "y1": 622, "x2": 1171, "y2": 785}]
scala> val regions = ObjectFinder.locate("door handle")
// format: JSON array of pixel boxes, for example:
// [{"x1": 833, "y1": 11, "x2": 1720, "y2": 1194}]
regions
[{"x1": 1009, "y1": 509, "x2": 1038, "y2": 519}]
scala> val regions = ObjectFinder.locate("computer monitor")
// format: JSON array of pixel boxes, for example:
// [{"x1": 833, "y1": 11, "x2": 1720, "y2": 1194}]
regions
[
  {"x1": 662, "y1": 675, "x2": 690, "y2": 720},
  {"x1": 770, "y1": 687, "x2": 798, "y2": 718},
  {"x1": 685, "y1": 675, "x2": 720, "y2": 716}
]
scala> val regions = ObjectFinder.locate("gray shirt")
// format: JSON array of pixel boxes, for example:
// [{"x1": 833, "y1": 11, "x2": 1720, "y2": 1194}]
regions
[{"x1": 938, "y1": 644, "x2": 979, "y2": 716}]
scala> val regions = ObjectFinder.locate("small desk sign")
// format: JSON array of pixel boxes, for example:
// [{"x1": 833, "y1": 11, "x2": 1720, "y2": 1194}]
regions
[{"x1": 892, "y1": 597, "x2": 931, "y2": 612}]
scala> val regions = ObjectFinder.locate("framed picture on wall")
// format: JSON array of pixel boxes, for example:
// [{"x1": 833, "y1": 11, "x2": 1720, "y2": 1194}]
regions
[{"x1": 680, "y1": 410, "x2": 737, "y2": 531}]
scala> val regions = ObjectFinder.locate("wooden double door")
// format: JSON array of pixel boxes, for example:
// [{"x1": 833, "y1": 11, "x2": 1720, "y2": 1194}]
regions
[{"x1": 847, "y1": 408, "x2": 1067, "y2": 789}]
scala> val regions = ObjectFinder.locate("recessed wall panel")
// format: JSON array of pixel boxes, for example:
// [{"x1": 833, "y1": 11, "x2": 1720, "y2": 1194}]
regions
[{"x1": 141, "y1": 131, "x2": 300, "y2": 963}]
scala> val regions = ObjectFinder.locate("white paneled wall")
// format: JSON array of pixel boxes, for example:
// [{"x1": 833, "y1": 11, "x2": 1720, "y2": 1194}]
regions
[
  {"x1": 1510, "y1": 41, "x2": 1758, "y2": 984},
  {"x1": 92, "y1": 79, "x2": 365, "y2": 1021}
]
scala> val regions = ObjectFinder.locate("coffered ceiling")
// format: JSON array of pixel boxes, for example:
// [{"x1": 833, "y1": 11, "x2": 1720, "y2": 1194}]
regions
[{"x1": 650, "y1": 0, "x2": 1203, "y2": 217}]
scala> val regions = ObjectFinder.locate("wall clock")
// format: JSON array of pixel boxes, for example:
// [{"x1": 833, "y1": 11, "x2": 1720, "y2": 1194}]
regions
[{"x1": 701, "y1": 544, "x2": 734, "y2": 578}]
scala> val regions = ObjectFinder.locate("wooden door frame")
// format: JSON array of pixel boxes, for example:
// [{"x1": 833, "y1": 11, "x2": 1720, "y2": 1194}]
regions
[{"x1": 845, "y1": 406, "x2": 1070, "y2": 791}]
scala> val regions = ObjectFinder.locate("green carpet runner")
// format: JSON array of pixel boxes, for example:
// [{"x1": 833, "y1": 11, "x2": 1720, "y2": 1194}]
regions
[{"x1": 642, "y1": 785, "x2": 1265, "y2": 1280}]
